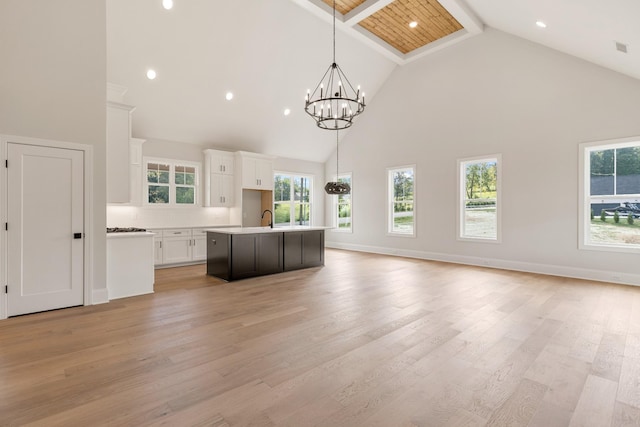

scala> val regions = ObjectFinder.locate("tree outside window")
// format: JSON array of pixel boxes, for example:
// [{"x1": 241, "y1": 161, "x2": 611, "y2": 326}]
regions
[
  {"x1": 388, "y1": 166, "x2": 415, "y2": 236},
  {"x1": 274, "y1": 173, "x2": 312, "y2": 227},
  {"x1": 459, "y1": 156, "x2": 500, "y2": 241},
  {"x1": 145, "y1": 158, "x2": 199, "y2": 206},
  {"x1": 147, "y1": 162, "x2": 170, "y2": 204},
  {"x1": 175, "y1": 165, "x2": 196, "y2": 204},
  {"x1": 336, "y1": 174, "x2": 352, "y2": 231}
]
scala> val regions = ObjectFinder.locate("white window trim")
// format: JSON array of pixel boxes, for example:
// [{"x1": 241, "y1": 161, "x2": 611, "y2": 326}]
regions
[
  {"x1": 273, "y1": 171, "x2": 314, "y2": 227},
  {"x1": 457, "y1": 154, "x2": 502, "y2": 243},
  {"x1": 579, "y1": 137, "x2": 640, "y2": 254},
  {"x1": 334, "y1": 172, "x2": 352, "y2": 233},
  {"x1": 144, "y1": 157, "x2": 201, "y2": 207},
  {"x1": 387, "y1": 165, "x2": 416, "y2": 238}
]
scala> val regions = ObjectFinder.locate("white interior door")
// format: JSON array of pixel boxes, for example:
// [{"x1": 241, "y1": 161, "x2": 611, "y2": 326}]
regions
[{"x1": 7, "y1": 143, "x2": 84, "y2": 316}]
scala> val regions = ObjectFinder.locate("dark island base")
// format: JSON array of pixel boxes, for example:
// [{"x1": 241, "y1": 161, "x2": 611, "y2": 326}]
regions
[{"x1": 206, "y1": 230, "x2": 324, "y2": 281}]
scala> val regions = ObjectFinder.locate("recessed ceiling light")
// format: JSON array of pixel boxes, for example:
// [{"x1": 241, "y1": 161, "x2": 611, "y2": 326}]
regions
[
  {"x1": 409, "y1": 21, "x2": 418, "y2": 28},
  {"x1": 536, "y1": 21, "x2": 547, "y2": 28},
  {"x1": 225, "y1": 92, "x2": 234, "y2": 101},
  {"x1": 284, "y1": 108, "x2": 291, "y2": 116},
  {"x1": 146, "y1": 69, "x2": 157, "y2": 80},
  {"x1": 162, "y1": 0, "x2": 173, "y2": 10}
]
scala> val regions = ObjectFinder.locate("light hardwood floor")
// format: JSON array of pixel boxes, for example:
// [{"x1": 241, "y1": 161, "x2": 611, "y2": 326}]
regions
[{"x1": 1, "y1": 249, "x2": 640, "y2": 426}]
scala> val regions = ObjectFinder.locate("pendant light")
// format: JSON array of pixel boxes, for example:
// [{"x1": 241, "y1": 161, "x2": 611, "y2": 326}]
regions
[{"x1": 324, "y1": 130, "x2": 351, "y2": 194}]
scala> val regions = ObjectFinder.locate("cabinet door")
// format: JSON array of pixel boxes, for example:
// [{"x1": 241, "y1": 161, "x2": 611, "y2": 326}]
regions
[
  {"x1": 256, "y1": 159, "x2": 273, "y2": 190},
  {"x1": 192, "y1": 236, "x2": 207, "y2": 261},
  {"x1": 221, "y1": 174, "x2": 234, "y2": 206},
  {"x1": 106, "y1": 103, "x2": 133, "y2": 203},
  {"x1": 209, "y1": 151, "x2": 234, "y2": 175},
  {"x1": 220, "y1": 154, "x2": 234, "y2": 175},
  {"x1": 209, "y1": 174, "x2": 234, "y2": 207},
  {"x1": 302, "y1": 230, "x2": 324, "y2": 267},
  {"x1": 191, "y1": 228, "x2": 208, "y2": 261},
  {"x1": 258, "y1": 233, "x2": 283, "y2": 274},
  {"x1": 162, "y1": 230, "x2": 192, "y2": 264},
  {"x1": 148, "y1": 230, "x2": 164, "y2": 266},
  {"x1": 283, "y1": 230, "x2": 324, "y2": 271},
  {"x1": 154, "y1": 239, "x2": 163, "y2": 265},
  {"x1": 242, "y1": 157, "x2": 258, "y2": 189},
  {"x1": 283, "y1": 232, "x2": 304, "y2": 270},
  {"x1": 129, "y1": 139, "x2": 145, "y2": 206},
  {"x1": 241, "y1": 157, "x2": 273, "y2": 190},
  {"x1": 231, "y1": 234, "x2": 259, "y2": 279}
]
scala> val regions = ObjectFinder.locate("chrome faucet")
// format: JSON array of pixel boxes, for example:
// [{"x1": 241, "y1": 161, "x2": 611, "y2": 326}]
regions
[{"x1": 261, "y1": 209, "x2": 273, "y2": 228}]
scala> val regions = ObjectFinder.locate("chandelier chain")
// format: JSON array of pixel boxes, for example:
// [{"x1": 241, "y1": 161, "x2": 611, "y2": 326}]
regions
[
  {"x1": 333, "y1": 0, "x2": 336, "y2": 64},
  {"x1": 336, "y1": 130, "x2": 339, "y2": 179}
]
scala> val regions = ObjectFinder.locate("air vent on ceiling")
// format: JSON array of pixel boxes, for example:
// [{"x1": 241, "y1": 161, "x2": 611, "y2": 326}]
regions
[{"x1": 615, "y1": 41, "x2": 628, "y2": 54}]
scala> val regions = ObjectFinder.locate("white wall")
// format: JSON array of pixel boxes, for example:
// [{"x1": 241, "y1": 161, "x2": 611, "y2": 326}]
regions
[
  {"x1": 326, "y1": 28, "x2": 640, "y2": 286},
  {"x1": 0, "y1": 1, "x2": 107, "y2": 297}
]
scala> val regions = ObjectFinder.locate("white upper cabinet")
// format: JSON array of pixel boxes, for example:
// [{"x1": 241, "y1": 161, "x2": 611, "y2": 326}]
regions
[
  {"x1": 204, "y1": 149, "x2": 235, "y2": 207},
  {"x1": 106, "y1": 83, "x2": 136, "y2": 204},
  {"x1": 129, "y1": 137, "x2": 145, "y2": 206},
  {"x1": 210, "y1": 174, "x2": 234, "y2": 207},
  {"x1": 238, "y1": 152, "x2": 274, "y2": 190},
  {"x1": 207, "y1": 149, "x2": 234, "y2": 175},
  {"x1": 106, "y1": 101, "x2": 135, "y2": 203}
]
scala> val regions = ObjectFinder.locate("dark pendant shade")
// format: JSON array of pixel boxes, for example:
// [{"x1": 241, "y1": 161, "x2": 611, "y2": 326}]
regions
[{"x1": 325, "y1": 181, "x2": 350, "y2": 195}]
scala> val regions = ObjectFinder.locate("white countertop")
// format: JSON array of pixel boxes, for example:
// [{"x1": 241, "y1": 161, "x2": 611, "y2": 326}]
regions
[
  {"x1": 205, "y1": 226, "x2": 332, "y2": 235},
  {"x1": 106, "y1": 231, "x2": 155, "y2": 239}
]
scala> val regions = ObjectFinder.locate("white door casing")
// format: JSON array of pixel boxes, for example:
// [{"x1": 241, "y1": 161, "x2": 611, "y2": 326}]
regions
[{"x1": 6, "y1": 143, "x2": 84, "y2": 316}]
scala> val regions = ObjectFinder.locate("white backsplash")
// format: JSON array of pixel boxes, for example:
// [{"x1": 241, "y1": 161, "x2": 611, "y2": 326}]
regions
[{"x1": 107, "y1": 205, "x2": 232, "y2": 228}]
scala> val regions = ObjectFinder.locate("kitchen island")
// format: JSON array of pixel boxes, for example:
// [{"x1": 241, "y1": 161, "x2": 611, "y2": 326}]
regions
[{"x1": 206, "y1": 226, "x2": 327, "y2": 281}]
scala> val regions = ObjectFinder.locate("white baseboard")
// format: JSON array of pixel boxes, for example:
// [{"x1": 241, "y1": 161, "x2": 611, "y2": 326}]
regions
[
  {"x1": 92, "y1": 288, "x2": 109, "y2": 305},
  {"x1": 325, "y1": 241, "x2": 640, "y2": 287}
]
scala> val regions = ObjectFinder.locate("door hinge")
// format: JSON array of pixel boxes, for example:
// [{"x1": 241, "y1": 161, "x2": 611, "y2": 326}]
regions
[
  {"x1": 5, "y1": 160, "x2": 7, "y2": 168},
  {"x1": 4, "y1": 223, "x2": 7, "y2": 231},
  {"x1": 4, "y1": 285, "x2": 7, "y2": 294}
]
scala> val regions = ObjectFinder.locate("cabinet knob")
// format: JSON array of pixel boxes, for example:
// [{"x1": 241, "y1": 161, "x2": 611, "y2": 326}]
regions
[{"x1": 211, "y1": 239, "x2": 216, "y2": 245}]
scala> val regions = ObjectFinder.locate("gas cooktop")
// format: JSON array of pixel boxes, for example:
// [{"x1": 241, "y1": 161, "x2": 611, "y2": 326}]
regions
[{"x1": 106, "y1": 227, "x2": 147, "y2": 233}]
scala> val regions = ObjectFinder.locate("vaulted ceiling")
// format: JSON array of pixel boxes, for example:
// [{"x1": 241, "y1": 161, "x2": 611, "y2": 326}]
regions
[{"x1": 107, "y1": 0, "x2": 640, "y2": 162}]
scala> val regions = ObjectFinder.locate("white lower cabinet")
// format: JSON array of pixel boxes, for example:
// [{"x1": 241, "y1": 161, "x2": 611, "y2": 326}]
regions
[
  {"x1": 192, "y1": 229, "x2": 208, "y2": 261},
  {"x1": 151, "y1": 228, "x2": 209, "y2": 266},
  {"x1": 148, "y1": 229, "x2": 164, "y2": 266},
  {"x1": 163, "y1": 229, "x2": 192, "y2": 264}
]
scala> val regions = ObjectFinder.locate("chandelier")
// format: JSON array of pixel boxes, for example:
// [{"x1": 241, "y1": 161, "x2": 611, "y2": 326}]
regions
[
  {"x1": 304, "y1": 0, "x2": 365, "y2": 130},
  {"x1": 324, "y1": 130, "x2": 351, "y2": 194}
]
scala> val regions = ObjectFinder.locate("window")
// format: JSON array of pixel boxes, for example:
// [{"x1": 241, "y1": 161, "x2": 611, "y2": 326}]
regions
[
  {"x1": 580, "y1": 138, "x2": 640, "y2": 252},
  {"x1": 174, "y1": 165, "x2": 196, "y2": 204},
  {"x1": 458, "y1": 155, "x2": 500, "y2": 241},
  {"x1": 388, "y1": 166, "x2": 415, "y2": 236},
  {"x1": 335, "y1": 173, "x2": 352, "y2": 232},
  {"x1": 147, "y1": 162, "x2": 170, "y2": 204},
  {"x1": 274, "y1": 173, "x2": 313, "y2": 226},
  {"x1": 145, "y1": 158, "x2": 199, "y2": 205}
]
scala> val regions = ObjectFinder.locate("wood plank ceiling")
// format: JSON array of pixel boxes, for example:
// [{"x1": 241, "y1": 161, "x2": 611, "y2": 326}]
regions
[{"x1": 323, "y1": 0, "x2": 462, "y2": 54}]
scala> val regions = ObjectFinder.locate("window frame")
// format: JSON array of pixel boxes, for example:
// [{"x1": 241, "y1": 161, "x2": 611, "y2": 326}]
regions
[
  {"x1": 387, "y1": 165, "x2": 416, "y2": 237},
  {"x1": 334, "y1": 172, "x2": 352, "y2": 233},
  {"x1": 579, "y1": 137, "x2": 640, "y2": 253},
  {"x1": 457, "y1": 154, "x2": 502, "y2": 243},
  {"x1": 273, "y1": 171, "x2": 314, "y2": 227},
  {"x1": 144, "y1": 157, "x2": 201, "y2": 207}
]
